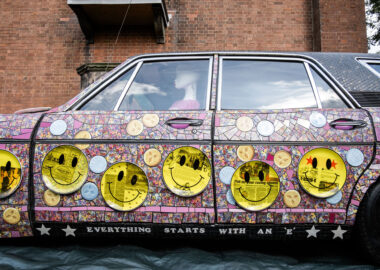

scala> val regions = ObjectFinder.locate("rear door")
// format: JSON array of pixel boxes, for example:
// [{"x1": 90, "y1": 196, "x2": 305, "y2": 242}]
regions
[
  {"x1": 213, "y1": 55, "x2": 375, "y2": 239},
  {"x1": 32, "y1": 55, "x2": 216, "y2": 238}
]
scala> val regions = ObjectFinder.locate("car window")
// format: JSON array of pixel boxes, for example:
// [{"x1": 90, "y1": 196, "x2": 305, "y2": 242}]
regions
[
  {"x1": 310, "y1": 67, "x2": 347, "y2": 108},
  {"x1": 368, "y1": 63, "x2": 380, "y2": 74},
  {"x1": 80, "y1": 66, "x2": 135, "y2": 111},
  {"x1": 119, "y1": 60, "x2": 210, "y2": 111},
  {"x1": 220, "y1": 60, "x2": 318, "y2": 110}
]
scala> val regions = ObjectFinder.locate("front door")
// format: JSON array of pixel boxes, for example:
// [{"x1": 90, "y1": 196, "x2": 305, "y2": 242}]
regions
[{"x1": 32, "y1": 55, "x2": 216, "y2": 238}]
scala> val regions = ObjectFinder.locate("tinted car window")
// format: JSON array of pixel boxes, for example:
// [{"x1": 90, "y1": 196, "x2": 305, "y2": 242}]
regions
[
  {"x1": 220, "y1": 60, "x2": 317, "y2": 110},
  {"x1": 310, "y1": 67, "x2": 347, "y2": 108},
  {"x1": 119, "y1": 60, "x2": 210, "y2": 111},
  {"x1": 80, "y1": 67, "x2": 135, "y2": 111}
]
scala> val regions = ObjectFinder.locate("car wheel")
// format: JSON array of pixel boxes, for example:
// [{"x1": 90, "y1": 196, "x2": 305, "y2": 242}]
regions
[{"x1": 356, "y1": 179, "x2": 380, "y2": 264}]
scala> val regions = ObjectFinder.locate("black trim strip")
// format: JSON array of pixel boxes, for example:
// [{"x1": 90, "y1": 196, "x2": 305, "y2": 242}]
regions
[
  {"x1": 214, "y1": 140, "x2": 374, "y2": 146},
  {"x1": 33, "y1": 222, "x2": 353, "y2": 240},
  {"x1": 28, "y1": 113, "x2": 46, "y2": 234},
  {"x1": 35, "y1": 139, "x2": 212, "y2": 145},
  {"x1": 0, "y1": 139, "x2": 30, "y2": 144}
]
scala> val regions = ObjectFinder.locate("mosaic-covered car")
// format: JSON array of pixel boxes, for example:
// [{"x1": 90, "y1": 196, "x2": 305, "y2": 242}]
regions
[{"x1": 1, "y1": 52, "x2": 380, "y2": 262}]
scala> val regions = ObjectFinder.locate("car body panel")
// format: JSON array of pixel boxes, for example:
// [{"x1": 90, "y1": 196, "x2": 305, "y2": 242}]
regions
[{"x1": 214, "y1": 108, "x2": 374, "y2": 225}]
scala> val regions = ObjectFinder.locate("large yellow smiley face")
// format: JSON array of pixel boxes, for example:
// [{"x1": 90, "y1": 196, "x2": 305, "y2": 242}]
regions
[
  {"x1": 298, "y1": 148, "x2": 346, "y2": 198},
  {"x1": 231, "y1": 161, "x2": 280, "y2": 211},
  {"x1": 41, "y1": 145, "x2": 88, "y2": 194},
  {"x1": 101, "y1": 162, "x2": 148, "y2": 211},
  {"x1": 162, "y1": 147, "x2": 211, "y2": 197},
  {"x1": 0, "y1": 150, "x2": 22, "y2": 199}
]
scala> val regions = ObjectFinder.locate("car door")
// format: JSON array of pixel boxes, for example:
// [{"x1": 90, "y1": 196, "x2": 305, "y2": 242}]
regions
[
  {"x1": 32, "y1": 55, "x2": 216, "y2": 238},
  {"x1": 213, "y1": 55, "x2": 375, "y2": 239}
]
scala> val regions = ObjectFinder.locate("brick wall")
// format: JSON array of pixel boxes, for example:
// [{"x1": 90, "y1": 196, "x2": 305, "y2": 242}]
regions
[
  {"x1": 317, "y1": 0, "x2": 367, "y2": 52},
  {"x1": 0, "y1": 0, "x2": 368, "y2": 114}
]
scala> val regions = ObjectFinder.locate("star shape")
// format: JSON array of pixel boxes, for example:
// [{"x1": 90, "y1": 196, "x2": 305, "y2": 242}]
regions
[
  {"x1": 36, "y1": 224, "x2": 51, "y2": 236},
  {"x1": 331, "y1": 160, "x2": 337, "y2": 169},
  {"x1": 306, "y1": 225, "x2": 320, "y2": 238},
  {"x1": 62, "y1": 225, "x2": 76, "y2": 237},
  {"x1": 331, "y1": 225, "x2": 347, "y2": 239},
  {"x1": 306, "y1": 156, "x2": 313, "y2": 165}
]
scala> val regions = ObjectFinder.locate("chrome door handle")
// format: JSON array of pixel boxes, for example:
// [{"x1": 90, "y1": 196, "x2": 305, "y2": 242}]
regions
[
  {"x1": 329, "y1": 119, "x2": 367, "y2": 130},
  {"x1": 165, "y1": 118, "x2": 203, "y2": 128}
]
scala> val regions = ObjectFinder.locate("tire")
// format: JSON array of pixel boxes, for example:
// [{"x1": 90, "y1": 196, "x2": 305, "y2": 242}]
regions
[{"x1": 356, "y1": 179, "x2": 380, "y2": 264}]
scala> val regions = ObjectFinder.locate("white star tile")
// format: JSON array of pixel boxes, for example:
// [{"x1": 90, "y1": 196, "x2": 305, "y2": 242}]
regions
[
  {"x1": 331, "y1": 225, "x2": 347, "y2": 239},
  {"x1": 62, "y1": 225, "x2": 76, "y2": 237},
  {"x1": 36, "y1": 224, "x2": 51, "y2": 236},
  {"x1": 306, "y1": 225, "x2": 320, "y2": 238}
]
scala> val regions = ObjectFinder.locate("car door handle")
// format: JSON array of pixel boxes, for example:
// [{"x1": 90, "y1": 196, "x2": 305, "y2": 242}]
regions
[
  {"x1": 329, "y1": 119, "x2": 367, "y2": 130},
  {"x1": 165, "y1": 118, "x2": 203, "y2": 129}
]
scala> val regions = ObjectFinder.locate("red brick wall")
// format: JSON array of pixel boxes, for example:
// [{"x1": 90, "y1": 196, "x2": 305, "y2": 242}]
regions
[
  {"x1": 0, "y1": 0, "x2": 367, "y2": 113},
  {"x1": 318, "y1": 0, "x2": 367, "y2": 52}
]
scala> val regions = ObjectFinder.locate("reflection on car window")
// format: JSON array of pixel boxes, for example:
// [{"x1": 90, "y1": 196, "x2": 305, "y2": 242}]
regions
[
  {"x1": 310, "y1": 67, "x2": 347, "y2": 108},
  {"x1": 369, "y1": 63, "x2": 380, "y2": 74},
  {"x1": 220, "y1": 60, "x2": 317, "y2": 110},
  {"x1": 119, "y1": 60, "x2": 209, "y2": 111},
  {"x1": 80, "y1": 67, "x2": 135, "y2": 111}
]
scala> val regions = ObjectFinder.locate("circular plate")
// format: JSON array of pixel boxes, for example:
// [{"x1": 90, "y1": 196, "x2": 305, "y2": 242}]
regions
[
  {"x1": 219, "y1": 166, "x2": 235, "y2": 185},
  {"x1": 3, "y1": 207, "x2": 20, "y2": 224},
  {"x1": 0, "y1": 150, "x2": 22, "y2": 199},
  {"x1": 309, "y1": 112, "x2": 326, "y2": 128},
  {"x1": 326, "y1": 190, "x2": 343, "y2": 204},
  {"x1": 126, "y1": 120, "x2": 144, "y2": 136},
  {"x1": 226, "y1": 189, "x2": 236, "y2": 205},
  {"x1": 346, "y1": 148, "x2": 364, "y2": 167},
  {"x1": 284, "y1": 190, "x2": 301, "y2": 208},
  {"x1": 43, "y1": 189, "x2": 61, "y2": 206},
  {"x1": 50, "y1": 120, "x2": 67, "y2": 136},
  {"x1": 236, "y1": 116, "x2": 253, "y2": 132},
  {"x1": 231, "y1": 161, "x2": 280, "y2": 211},
  {"x1": 162, "y1": 146, "x2": 211, "y2": 197},
  {"x1": 143, "y1": 148, "x2": 162, "y2": 167},
  {"x1": 142, "y1": 114, "x2": 160, "y2": 128},
  {"x1": 101, "y1": 162, "x2": 148, "y2": 211},
  {"x1": 89, "y1": 156, "x2": 108, "y2": 174},
  {"x1": 74, "y1": 131, "x2": 91, "y2": 150},
  {"x1": 274, "y1": 150, "x2": 292, "y2": 168},
  {"x1": 298, "y1": 148, "x2": 347, "y2": 198},
  {"x1": 257, "y1": 120, "x2": 274, "y2": 137},
  {"x1": 237, "y1": 145, "x2": 255, "y2": 161},
  {"x1": 41, "y1": 145, "x2": 88, "y2": 194},
  {"x1": 81, "y1": 182, "x2": 99, "y2": 201}
]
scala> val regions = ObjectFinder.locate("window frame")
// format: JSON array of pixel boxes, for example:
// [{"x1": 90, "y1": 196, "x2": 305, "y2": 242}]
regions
[
  {"x1": 217, "y1": 56, "x2": 354, "y2": 111},
  {"x1": 70, "y1": 56, "x2": 214, "y2": 112},
  {"x1": 357, "y1": 58, "x2": 380, "y2": 78}
]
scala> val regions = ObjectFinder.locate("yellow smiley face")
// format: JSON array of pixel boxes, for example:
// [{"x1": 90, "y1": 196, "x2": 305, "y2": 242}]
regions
[
  {"x1": 231, "y1": 161, "x2": 280, "y2": 211},
  {"x1": 298, "y1": 148, "x2": 346, "y2": 198},
  {"x1": 41, "y1": 145, "x2": 88, "y2": 194},
  {"x1": 101, "y1": 162, "x2": 148, "y2": 211},
  {"x1": 162, "y1": 147, "x2": 211, "y2": 197},
  {"x1": 0, "y1": 150, "x2": 22, "y2": 199}
]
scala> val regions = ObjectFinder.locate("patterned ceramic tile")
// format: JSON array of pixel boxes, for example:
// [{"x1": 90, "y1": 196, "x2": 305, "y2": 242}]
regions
[
  {"x1": 34, "y1": 143, "x2": 214, "y2": 224},
  {"x1": 0, "y1": 144, "x2": 32, "y2": 238}
]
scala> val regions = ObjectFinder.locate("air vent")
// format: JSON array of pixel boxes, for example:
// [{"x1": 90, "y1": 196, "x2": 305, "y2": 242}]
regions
[{"x1": 349, "y1": 92, "x2": 380, "y2": 107}]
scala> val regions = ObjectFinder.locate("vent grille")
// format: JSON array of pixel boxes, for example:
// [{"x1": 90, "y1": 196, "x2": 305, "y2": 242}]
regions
[{"x1": 349, "y1": 92, "x2": 380, "y2": 107}]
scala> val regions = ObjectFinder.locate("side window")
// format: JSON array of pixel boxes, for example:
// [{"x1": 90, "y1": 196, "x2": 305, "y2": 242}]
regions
[
  {"x1": 119, "y1": 60, "x2": 210, "y2": 111},
  {"x1": 220, "y1": 60, "x2": 318, "y2": 110},
  {"x1": 80, "y1": 66, "x2": 135, "y2": 111},
  {"x1": 310, "y1": 67, "x2": 347, "y2": 108}
]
